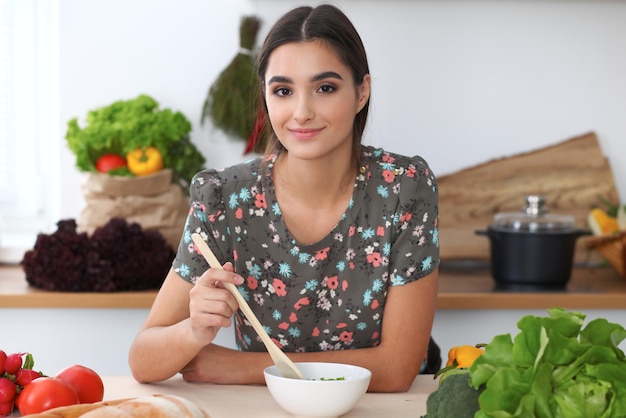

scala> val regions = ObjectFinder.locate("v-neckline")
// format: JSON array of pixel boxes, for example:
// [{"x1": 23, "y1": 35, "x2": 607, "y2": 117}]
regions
[{"x1": 263, "y1": 153, "x2": 368, "y2": 249}]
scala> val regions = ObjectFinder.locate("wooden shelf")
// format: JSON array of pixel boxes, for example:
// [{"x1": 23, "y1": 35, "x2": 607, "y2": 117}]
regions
[
  {"x1": 437, "y1": 262, "x2": 626, "y2": 309},
  {"x1": 2, "y1": 263, "x2": 625, "y2": 310},
  {"x1": 0, "y1": 266, "x2": 156, "y2": 308}
]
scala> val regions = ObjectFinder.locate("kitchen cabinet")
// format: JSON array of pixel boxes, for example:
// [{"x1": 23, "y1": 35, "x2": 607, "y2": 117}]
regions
[{"x1": 1, "y1": 264, "x2": 625, "y2": 376}]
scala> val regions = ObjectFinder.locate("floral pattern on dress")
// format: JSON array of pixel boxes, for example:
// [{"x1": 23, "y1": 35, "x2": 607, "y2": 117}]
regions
[{"x1": 173, "y1": 146, "x2": 439, "y2": 353}]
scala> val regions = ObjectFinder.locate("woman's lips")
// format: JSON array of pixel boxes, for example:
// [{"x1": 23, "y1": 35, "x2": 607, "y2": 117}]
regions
[{"x1": 289, "y1": 128, "x2": 323, "y2": 140}]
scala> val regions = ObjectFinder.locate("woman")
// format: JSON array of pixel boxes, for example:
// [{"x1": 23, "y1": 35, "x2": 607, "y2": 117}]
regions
[{"x1": 128, "y1": 4, "x2": 439, "y2": 393}]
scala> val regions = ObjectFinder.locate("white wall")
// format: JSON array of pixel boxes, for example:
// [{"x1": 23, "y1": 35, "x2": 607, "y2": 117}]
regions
[
  {"x1": 0, "y1": 308, "x2": 234, "y2": 377},
  {"x1": 2, "y1": 307, "x2": 623, "y2": 376},
  {"x1": 57, "y1": 0, "x2": 626, "y2": 222},
  {"x1": 57, "y1": 0, "x2": 252, "y2": 221}
]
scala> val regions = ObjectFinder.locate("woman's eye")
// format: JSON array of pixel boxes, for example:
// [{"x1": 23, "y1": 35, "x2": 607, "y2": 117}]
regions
[
  {"x1": 318, "y1": 84, "x2": 336, "y2": 94},
  {"x1": 273, "y1": 87, "x2": 292, "y2": 97}
]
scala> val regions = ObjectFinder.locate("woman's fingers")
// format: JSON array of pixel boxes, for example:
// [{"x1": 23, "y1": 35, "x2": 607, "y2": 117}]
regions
[
  {"x1": 189, "y1": 286, "x2": 236, "y2": 318},
  {"x1": 197, "y1": 262, "x2": 244, "y2": 288},
  {"x1": 187, "y1": 263, "x2": 244, "y2": 340}
]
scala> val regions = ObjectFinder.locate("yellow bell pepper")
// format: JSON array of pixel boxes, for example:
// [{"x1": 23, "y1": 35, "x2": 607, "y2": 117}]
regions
[
  {"x1": 446, "y1": 345, "x2": 485, "y2": 368},
  {"x1": 126, "y1": 146, "x2": 163, "y2": 176},
  {"x1": 434, "y1": 344, "x2": 486, "y2": 381}
]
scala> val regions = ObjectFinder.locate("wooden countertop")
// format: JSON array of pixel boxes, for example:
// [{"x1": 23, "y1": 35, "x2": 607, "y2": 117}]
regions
[
  {"x1": 437, "y1": 261, "x2": 626, "y2": 309},
  {"x1": 1, "y1": 263, "x2": 625, "y2": 310},
  {"x1": 0, "y1": 266, "x2": 155, "y2": 308},
  {"x1": 100, "y1": 374, "x2": 438, "y2": 417}
]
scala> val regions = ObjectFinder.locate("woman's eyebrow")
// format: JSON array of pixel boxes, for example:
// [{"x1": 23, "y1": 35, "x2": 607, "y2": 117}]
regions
[
  {"x1": 311, "y1": 71, "x2": 343, "y2": 82},
  {"x1": 267, "y1": 75, "x2": 291, "y2": 85},
  {"x1": 267, "y1": 71, "x2": 344, "y2": 85}
]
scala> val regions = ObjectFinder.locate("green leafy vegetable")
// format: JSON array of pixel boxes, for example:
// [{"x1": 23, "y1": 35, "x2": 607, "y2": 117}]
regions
[
  {"x1": 469, "y1": 307, "x2": 626, "y2": 418},
  {"x1": 65, "y1": 94, "x2": 205, "y2": 194}
]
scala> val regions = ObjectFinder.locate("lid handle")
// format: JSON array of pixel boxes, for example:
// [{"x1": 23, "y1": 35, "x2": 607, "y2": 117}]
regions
[{"x1": 524, "y1": 195, "x2": 548, "y2": 217}]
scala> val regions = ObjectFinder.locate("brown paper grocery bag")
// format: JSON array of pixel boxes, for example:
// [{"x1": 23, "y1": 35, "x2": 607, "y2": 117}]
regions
[{"x1": 77, "y1": 169, "x2": 189, "y2": 250}]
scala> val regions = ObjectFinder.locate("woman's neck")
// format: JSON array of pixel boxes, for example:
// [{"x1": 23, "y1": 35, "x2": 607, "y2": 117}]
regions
[
  {"x1": 272, "y1": 147, "x2": 358, "y2": 245},
  {"x1": 273, "y1": 149, "x2": 356, "y2": 208}
]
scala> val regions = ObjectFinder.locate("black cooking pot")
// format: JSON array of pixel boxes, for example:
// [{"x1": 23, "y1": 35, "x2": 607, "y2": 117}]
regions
[{"x1": 476, "y1": 195, "x2": 590, "y2": 290}]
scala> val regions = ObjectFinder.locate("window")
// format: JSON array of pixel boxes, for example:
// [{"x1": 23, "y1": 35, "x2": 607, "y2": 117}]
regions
[
  {"x1": 0, "y1": 1, "x2": 14, "y2": 204},
  {"x1": 0, "y1": 0, "x2": 58, "y2": 261}
]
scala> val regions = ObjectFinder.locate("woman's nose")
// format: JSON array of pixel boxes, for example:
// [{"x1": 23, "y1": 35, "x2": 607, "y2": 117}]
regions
[{"x1": 293, "y1": 94, "x2": 314, "y2": 123}]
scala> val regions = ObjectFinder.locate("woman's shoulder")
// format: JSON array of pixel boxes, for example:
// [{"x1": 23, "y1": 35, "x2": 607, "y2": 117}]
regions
[
  {"x1": 361, "y1": 145, "x2": 436, "y2": 181},
  {"x1": 191, "y1": 156, "x2": 268, "y2": 188},
  {"x1": 189, "y1": 157, "x2": 268, "y2": 210}
]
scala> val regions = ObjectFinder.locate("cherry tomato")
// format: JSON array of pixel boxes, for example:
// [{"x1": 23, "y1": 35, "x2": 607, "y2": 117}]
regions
[
  {"x1": 95, "y1": 154, "x2": 126, "y2": 173},
  {"x1": 55, "y1": 365, "x2": 104, "y2": 404},
  {"x1": 16, "y1": 377, "x2": 79, "y2": 415}
]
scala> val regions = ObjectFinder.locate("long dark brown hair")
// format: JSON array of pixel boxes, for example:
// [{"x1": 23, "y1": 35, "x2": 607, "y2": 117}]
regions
[{"x1": 256, "y1": 5, "x2": 370, "y2": 166}]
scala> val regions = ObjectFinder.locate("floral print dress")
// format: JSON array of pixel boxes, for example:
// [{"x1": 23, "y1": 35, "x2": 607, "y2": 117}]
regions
[{"x1": 173, "y1": 145, "x2": 439, "y2": 353}]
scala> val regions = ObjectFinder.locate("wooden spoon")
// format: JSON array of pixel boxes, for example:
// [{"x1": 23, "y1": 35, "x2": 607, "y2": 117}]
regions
[{"x1": 191, "y1": 233, "x2": 305, "y2": 380}]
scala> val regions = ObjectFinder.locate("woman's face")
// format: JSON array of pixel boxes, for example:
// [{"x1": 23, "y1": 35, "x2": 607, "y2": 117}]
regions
[{"x1": 263, "y1": 40, "x2": 370, "y2": 161}]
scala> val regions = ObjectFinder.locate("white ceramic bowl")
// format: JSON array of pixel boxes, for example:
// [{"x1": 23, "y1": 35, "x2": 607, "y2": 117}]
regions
[{"x1": 264, "y1": 362, "x2": 372, "y2": 418}]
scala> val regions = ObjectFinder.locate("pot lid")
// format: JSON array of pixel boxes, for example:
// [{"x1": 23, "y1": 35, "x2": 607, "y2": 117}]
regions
[{"x1": 491, "y1": 195, "x2": 577, "y2": 232}]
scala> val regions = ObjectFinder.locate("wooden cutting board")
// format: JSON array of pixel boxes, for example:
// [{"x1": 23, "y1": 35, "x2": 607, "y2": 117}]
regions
[{"x1": 438, "y1": 131, "x2": 619, "y2": 261}]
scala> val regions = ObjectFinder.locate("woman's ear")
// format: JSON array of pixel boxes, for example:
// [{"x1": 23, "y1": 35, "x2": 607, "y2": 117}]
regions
[{"x1": 356, "y1": 74, "x2": 371, "y2": 113}]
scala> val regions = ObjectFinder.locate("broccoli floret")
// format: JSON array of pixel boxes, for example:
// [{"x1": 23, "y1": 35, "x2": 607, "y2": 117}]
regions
[{"x1": 421, "y1": 371, "x2": 481, "y2": 418}]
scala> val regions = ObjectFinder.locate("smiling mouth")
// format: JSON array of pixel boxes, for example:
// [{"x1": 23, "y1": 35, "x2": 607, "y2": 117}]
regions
[{"x1": 290, "y1": 128, "x2": 322, "y2": 140}]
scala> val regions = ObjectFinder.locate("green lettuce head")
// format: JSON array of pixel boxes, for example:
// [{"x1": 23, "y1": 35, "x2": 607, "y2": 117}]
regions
[{"x1": 470, "y1": 307, "x2": 626, "y2": 418}]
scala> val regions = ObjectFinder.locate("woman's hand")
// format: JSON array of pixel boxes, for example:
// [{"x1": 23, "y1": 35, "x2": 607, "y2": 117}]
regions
[
  {"x1": 180, "y1": 344, "x2": 270, "y2": 385},
  {"x1": 188, "y1": 262, "x2": 244, "y2": 346},
  {"x1": 129, "y1": 265, "x2": 245, "y2": 383}
]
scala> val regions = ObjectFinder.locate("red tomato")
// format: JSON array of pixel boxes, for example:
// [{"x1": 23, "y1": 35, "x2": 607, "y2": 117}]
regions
[
  {"x1": 95, "y1": 154, "x2": 126, "y2": 173},
  {"x1": 16, "y1": 377, "x2": 79, "y2": 415},
  {"x1": 55, "y1": 365, "x2": 104, "y2": 404}
]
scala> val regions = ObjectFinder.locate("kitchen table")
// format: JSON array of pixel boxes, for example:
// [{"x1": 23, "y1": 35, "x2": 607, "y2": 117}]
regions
[{"x1": 98, "y1": 374, "x2": 439, "y2": 417}]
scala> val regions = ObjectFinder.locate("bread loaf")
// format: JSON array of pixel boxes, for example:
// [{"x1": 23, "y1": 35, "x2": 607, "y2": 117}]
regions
[{"x1": 22, "y1": 394, "x2": 209, "y2": 418}]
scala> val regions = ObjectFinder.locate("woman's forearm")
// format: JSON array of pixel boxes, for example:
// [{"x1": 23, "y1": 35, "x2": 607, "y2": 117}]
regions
[
  {"x1": 128, "y1": 318, "x2": 208, "y2": 383},
  {"x1": 181, "y1": 343, "x2": 423, "y2": 393}
]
